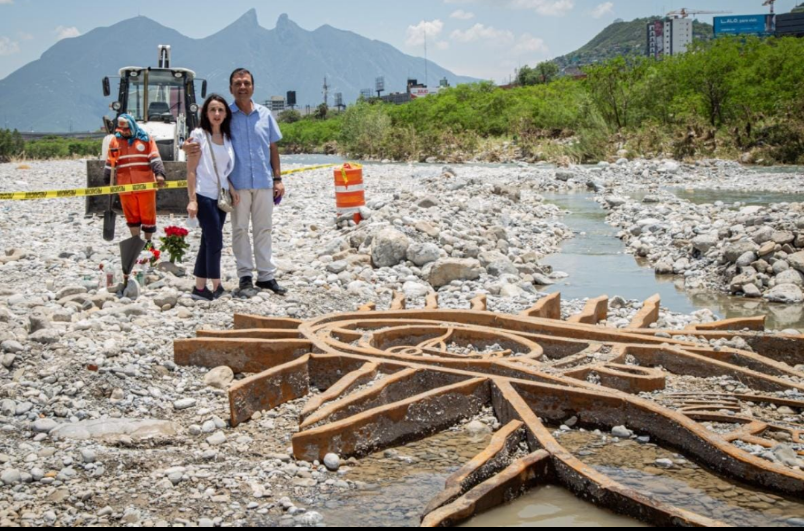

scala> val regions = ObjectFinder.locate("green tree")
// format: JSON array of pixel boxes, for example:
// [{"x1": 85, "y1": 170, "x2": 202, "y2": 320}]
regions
[
  {"x1": 314, "y1": 103, "x2": 329, "y2": 120},
  {"x1": 585, "y1": 56, "x2": 649, "y2": 130},
  {"x1": 278, "y1": 109, "x2": 302, "y2": 124},
  {"x1": 674, "y1": 37, "x2": 744, "y2": 127},
  {"x1": 516, "y1": 62, "x2": 559, "y2": 86}
]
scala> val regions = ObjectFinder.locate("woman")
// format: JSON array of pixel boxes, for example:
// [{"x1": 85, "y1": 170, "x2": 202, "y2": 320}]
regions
[{"x1": 186, "y1": 94, "x2": 240, "y2": 301}]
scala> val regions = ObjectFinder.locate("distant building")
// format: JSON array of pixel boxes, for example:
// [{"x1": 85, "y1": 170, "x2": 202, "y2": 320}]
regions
[
  {"x1": 267, "y1": 96, "x2": 286, "y2": 114},
  {"x1": 665, "y1": 18, "x2": 693, "y2": 55},
  {"x1": 646, "y1": 18, "x2": 693, "y2": 58},
  {"x1": 647, "y1": 20, "x2": 665, "y2": 59},
  {"x1": 776, "y1": 12, "x2": 804, "y2": 37}
]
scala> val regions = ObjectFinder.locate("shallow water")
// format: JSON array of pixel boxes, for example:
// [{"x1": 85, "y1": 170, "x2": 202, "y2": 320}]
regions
[
  {"x1": 317, "y1": 428, "x2": 494, "y2": 527},
  {"x1": 541, "y1": 192, "x2": 804, "y2": 331},
  {"x1": 557, "y1": 430, "x2": 804, "y2": 527},
  {"x1": 460, "y1": 485, "x2": 648, "y2": 527}
]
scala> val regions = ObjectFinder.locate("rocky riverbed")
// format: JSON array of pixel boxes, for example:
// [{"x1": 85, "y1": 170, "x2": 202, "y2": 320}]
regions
[
  {"x1": 0, "y1": 159, "x2": 801, "y2": 526},
  {"x1": 549, "y1": 159, "x2": 804, "y2": 305}
]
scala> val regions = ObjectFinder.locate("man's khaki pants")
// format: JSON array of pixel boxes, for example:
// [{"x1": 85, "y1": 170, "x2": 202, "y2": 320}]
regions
[{"x1": 232, "y1": 189, "x2": 277, "y2": 282}]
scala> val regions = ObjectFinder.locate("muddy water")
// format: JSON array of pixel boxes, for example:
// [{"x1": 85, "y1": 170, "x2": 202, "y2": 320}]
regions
[
  {"x1": 541, "y1": 193, "x2": 804, "y2": 331},
  {"x1": 318, "y1": 428, "x2": 494, "y2": 527},
  {"x1": 557, "y1": 430, "x2": 804, "y2": 527},
  {"x1": 460, "y1": 485, "x2": 648, "y2": 527}
]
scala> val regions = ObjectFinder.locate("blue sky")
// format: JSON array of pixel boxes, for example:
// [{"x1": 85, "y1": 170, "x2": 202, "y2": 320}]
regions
[{"x1": 1, "y1": 0, "x2": 801, "y2": 82}]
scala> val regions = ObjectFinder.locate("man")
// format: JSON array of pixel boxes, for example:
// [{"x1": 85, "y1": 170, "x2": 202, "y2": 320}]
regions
[
  {"x1": 104, "y1": 114, "x2": 166, "y2": 248},
  {"x1": 185, "y1": 69, "x2": 287, "y2": 296}
]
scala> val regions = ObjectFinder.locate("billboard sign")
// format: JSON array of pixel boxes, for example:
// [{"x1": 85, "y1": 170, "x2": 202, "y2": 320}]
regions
[
  {"x1": 410, "y1": 87, "x2": 434, "y2": 99},
  {"x1": 714, "y1": 15, "x2": 776, "y2": 36},
  {"x1": 647, "y1": 20, "x2": 664, "y2": 59}
]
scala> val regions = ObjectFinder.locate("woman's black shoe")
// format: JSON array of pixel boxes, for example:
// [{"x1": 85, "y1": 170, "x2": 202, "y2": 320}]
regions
[
  {"x1": 191, "y1": 287, "x2": 214, "y2": 301},
  {"x1": 213, "y1": 285, "x2": 226, "y2": 300}
]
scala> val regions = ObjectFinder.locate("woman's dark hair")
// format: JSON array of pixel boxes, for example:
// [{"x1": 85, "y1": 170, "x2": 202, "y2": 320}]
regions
[{"x1": 199, "y1": 94, "x2": 232, "y2": 140}]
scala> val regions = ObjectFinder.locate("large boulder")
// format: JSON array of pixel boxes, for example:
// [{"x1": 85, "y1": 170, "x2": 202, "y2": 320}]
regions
[
  {"x1": 406, "y1": 243, "x2": 440, "y2": 267},
  {"x1": 691, "y1": 234, "x2": 719, "y2": 256},
  {"x1": 776, "y1": 269, "x2": 804, "y2": 287},
  {"x1": 764, "y1": 284, "x2": 804, "y2": 304},
  {"x1": 429, "y1": 259, "x2": 484, "y2": 288},
  {"x1": 724, "y1": 241, "x2": 759, "y2": 264},
  {"x1": 371, "y1": 229, "x2": 410, "y2": 269},
  {"x1": 752, "y1": 226, "x2": 774, "y2": 244},
  {"x1": 772, "y1": 231, "x2": 795, "y2": 245},
  {"x1": 487, "y1": 260, "x2": 519, "y2": 277},
  {"x1": 788, "y1": 251, "x2": 804, "y2": 274}
]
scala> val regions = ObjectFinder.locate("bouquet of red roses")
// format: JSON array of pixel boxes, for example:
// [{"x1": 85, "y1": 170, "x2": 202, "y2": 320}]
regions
[{"x1": 160, "y1": 226, "x2": 190, "y2": 264}]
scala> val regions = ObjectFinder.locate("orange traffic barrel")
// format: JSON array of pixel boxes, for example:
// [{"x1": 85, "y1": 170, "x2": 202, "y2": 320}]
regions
[{"x1": 334, "y1": 163, "x2": 365, "y2": 223}]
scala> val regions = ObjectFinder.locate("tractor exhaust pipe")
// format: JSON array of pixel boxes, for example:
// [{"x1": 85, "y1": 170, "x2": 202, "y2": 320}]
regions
[{"x1": 158, "y1": 45, "x2": 171, "y2": 68}]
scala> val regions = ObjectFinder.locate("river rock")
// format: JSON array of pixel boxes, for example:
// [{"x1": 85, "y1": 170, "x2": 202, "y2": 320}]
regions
[
  {"x1": 788, "y1": 252, "x2": 804, "y2": 274},
  {"x1": 371, "y1": 229, "x2": 410, "y2": 268},
  {"x1": 692, "y1": 234, "x2": 719, "y2": 255},
  {"x1": 50, "y1": 418, "x2": 179, "y2": 442},
  {"x1": 323, "y1": 453, "x2": 340, "y2": 472},
  {"x1": 406, "y1": 243, "x2": 440, "y2": 267},
  {"x1": 204, "y1": 366, "x2": 234, "y2": 390},
  {"x1": 429, "y1": 259, "x2": 484, "y2": 288},
  {"x1": 724, "y1": 241, "x2": 759, "y2": 264},
  {"x1": 764, "y1": 284, "x2": 804, "y2": 304}
]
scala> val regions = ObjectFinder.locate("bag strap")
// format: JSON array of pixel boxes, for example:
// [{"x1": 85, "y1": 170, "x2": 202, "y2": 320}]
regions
[{"x1": 205, "y1": 131, "x2": 224, "y2": 191}]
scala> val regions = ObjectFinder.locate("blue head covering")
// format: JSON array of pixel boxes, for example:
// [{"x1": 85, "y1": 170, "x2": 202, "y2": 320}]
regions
[{"x1": 114, "y1": 114, "x2": 150, "y2": 146}]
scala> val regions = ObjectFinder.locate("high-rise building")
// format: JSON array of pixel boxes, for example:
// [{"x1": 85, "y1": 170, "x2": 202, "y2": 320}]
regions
[
  {"x1": 664, "y1": 18, "x2": 693, "y2": 55},
  {"x1": 646, "y1": 18, "x2": 693, "y2": 58}
]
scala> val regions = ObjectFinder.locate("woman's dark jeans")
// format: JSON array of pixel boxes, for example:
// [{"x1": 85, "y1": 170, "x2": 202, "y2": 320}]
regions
[{"x1": 193, "y1": 194, "x2": 227, "y2": 280}]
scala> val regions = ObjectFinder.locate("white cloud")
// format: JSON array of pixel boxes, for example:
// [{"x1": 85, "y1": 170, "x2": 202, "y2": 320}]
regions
[
  {"x1": 55, "y1": 26, "x2": 81, "y2": 40},
  {"x1": 405, "y1": 19, "x2": 444, "y2": 47},
  {"x1": 513, "y1": 33, "x2": 549, "y2": 55},
  {"x1": 510, "y1": 0, "x2": 575, "y2": 16},
  {"x1": 17, "y1": 32, "x2": 33, "y2": 41},
  {"x1": 450, "y1": 9, "x2": 476, "y2": 20},
  {"x1": 591, "y1": 2, "x2": 614, "y2": 19},
  {"x1": 0, "y1": 36, "x2": 20, "y2": 56},
  {"x1": 446, "y1": 0, "x2": 574, "y2": 17},
  {"x1": 451, "y1": 23, "x2": 515, "y2": 45},
  {"x1": 0, "y1": 0, "x2": 14, "y2": 5}
]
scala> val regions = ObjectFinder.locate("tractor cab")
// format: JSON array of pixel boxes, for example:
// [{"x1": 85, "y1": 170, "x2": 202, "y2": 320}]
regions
[
  {"x1": 87, "y1": 45, "x2": 206, "y2": 216},
  {"x1": 101, "y1": 45, "x2": 207, "y2": 162}
]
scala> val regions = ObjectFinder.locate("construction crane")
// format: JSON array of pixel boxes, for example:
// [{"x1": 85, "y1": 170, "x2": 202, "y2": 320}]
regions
[
  {"x1": 763, "y1": 0, "x2": 776, "y2": 14},
  {"x1": 667, "y1": 8, "x2": 732, "y2": 19}
]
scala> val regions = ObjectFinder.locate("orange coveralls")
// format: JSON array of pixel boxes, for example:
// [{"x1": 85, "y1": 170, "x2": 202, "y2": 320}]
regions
[{"x1": 104, "y1": 137, "x2": 166, "y2": 234}]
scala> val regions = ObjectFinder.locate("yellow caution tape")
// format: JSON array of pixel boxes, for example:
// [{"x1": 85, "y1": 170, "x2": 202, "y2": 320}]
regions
[
  {"x1": 282, "y1": 163, "x2": 339, "y2": 176},
  {"x1": 0, "y1": 180, "x2": 188, "y2": 201},
  {"x1": 0, "y1": 163, "x2": 340, "y2": 201},
  {"x1": 339, "y1": 162, "x2": 363, "y2": 187}
]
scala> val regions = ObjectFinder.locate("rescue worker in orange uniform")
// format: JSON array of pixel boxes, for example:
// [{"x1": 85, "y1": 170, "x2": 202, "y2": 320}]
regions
[{"x1": 103, "y1": 114, "x2": 166, "y2": 247}]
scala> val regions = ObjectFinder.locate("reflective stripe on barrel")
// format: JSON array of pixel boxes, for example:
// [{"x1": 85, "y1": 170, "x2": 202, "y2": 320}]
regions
[{"x1": 334, "y1": 163, "x2": 365, "y2": 219}]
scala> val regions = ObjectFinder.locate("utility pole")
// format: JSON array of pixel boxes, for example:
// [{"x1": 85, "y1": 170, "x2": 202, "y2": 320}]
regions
[
  {"x1": 322, "y1": 77, "x2": 329, "y2": 107},
  {"x1": 424, "y1": 29, "x2": 429, "y2": 88}
]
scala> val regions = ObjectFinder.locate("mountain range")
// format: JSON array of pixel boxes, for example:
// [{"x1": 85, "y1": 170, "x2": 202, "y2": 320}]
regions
[{"x1": 0, "y1": 10, "x2": 476, "y2": 132}]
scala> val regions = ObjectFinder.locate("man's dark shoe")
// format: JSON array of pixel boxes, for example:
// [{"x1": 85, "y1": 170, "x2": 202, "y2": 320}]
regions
[
  {"x1": 191, "y1": 287, "x2": 214, "y2": 301},
  {"x1": 239, "y1": 276, "x2": 254, "y2": 290},
  {"x1": 256, "y1": 279, "x2": 287, "y2": 296}
]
